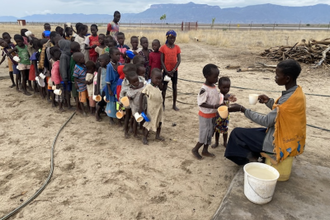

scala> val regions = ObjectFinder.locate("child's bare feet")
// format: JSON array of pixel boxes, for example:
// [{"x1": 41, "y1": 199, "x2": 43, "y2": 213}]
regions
[
  {"x1": 201, "y1": 151, "x2": 215, "y2": 157},
  {"x1": 109, "y1": 118, "x2": 115, "y2": 125},
  {"x1": 95, "y1": 114, "x2": 102, "y2": 122},
  {"x1": 211, "y1": 143, "x2": 219, "y2": 148},
  {"x1": 223, "y1": 142, "x2": 227, "y2": 148},
  {"x1": 23, "y1": 91, "x2": 32, "y2": 96},
  {"x1": 173, "y1": 105, "x2": 179, "y2": 111},
  {"x1": 156, "y1": 136, "x2": 165, "y2": 141},
  {"x1": 9, "y1": 84, "x2": 16, "y2": 88},
  {"x1": 192, "y1": 149, "x2": 202, "y2": 160},
  {"x1": 142, "y1": 137, "x2": 148, "y2": 145}
]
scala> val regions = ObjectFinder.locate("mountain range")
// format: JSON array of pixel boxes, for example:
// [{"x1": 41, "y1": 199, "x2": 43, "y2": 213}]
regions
[{"x1": 1, "y1": 2, "x2": 330, "y2": 24}]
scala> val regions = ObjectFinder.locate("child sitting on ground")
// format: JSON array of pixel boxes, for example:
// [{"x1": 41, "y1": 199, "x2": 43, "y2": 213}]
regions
[
  {"x1": 140, "y1": 68, "x2": 164, "y2": 145},
  {"x1": 192, "y1": 64, "x2": 222, "y2": 160},
  {"x1": 85, "y1": 61, "x2": 96, "y2": 115},
  {"x1": 160, "y1": 30, "x2": 181, "y2": 111},
  {"x1": 212, "y1": 77, "x2": 236, "y2": 148},
  {"x1": 73, "y1": 52, "x2": 87, "y2": 115}
]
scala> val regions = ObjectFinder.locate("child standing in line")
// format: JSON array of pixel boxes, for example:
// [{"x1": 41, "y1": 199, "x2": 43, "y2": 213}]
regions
[
  {"x1": 192, "y1": 64, "x2": 221, "y2": 160},
  {"x1": 29, "y1": 38, "x2": 42, "y2": 94},
  {"x1": 65, "y1": 26, "x2": 73, "y2": 41},
  {"x1": 140, "y1": 68, "x2": 164, "y2": 145},
  {"x1": 58, "y1": 39, "x2": 72, "y2": 109},
  {"x1": 212, "y1": 77, "x2": 237, "y2": 148},
  {"x1": 0, "y1": 33, "x2": 18, "y2": 88},
  {"x1": 116, "y1": 32, "x2": 130, "y2": 64},
  {"x1": 126, "y1": 71, "x2": 146, "y2": 137},
  {"x1": 20, "y1": 29, "x2": 29, "y2": 45},
  {"x1": 129, "y1": 36, "x2": 142, "y2": 55},
  {"x1": 85, "y1": 24, "x2": 99, "y2": 62},
  {"x1": 149, "y1": 39, "x2": 162, "y2": 78},
  {"x1": 160, "y1": 30, "x2": 181, "y2": 111},
  {"x1": 42, "y1": 23, "x2": 51, "y2": 39},
  {"x1": 50, "y1": 48, "x2": 64, "y2": 111},
  {"x1": 138, "y1": 37, "x2": 153, "y2": 79},
  {"x1": 95, "y1": 34, "x2": 106, "y2": 56},
  {"x1": 104, "y1": 47, "x2": 121, "y2": 124},
  {"x1": 73, "y1": 52, "x2": 88, "y2": 115},
  {"x1": 74, "y1": 25, "x2": 89, "y2": 63},
  {"x1": 85, "y1": 61, "x2": 96, "y2": 115},
  {"x1": 55, "y1": 26, "x2": 65, "y2": 38},
  {"x1": 95, "y1": 53, "x2": 110, "y2": 121},
  {"x1": 8, "y1": 34, "x2": 31, "y2": 96},
  {"x1": 69, "y1": 41, "x2": 81, "y2": 112},
  {"x1": 106, "y1": 11, "x2": 121, "y2": 41}
]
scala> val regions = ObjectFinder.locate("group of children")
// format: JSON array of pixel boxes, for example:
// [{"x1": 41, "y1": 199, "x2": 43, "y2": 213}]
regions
[{"x1": 0, "y1": 12, "x2": 183, "y2": 145}]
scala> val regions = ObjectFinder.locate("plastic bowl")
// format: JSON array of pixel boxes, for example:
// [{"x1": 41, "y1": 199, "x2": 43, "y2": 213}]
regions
[
  {"x1": 141, "y1": 112, "x2": 150, "y2": 122},
  {"x1": 126, "y1": 50, "x2": 135, "y2": 59}
]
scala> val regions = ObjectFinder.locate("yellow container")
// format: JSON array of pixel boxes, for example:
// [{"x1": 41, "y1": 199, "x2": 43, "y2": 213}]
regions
[{"x1": 265, "y1": 157, "x2": 294, "y2": 181}]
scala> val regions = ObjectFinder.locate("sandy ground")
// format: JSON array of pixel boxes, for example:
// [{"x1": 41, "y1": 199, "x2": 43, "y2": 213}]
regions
[{"x1": 1, "y1": 41, "x2": 330, "y2": 220}]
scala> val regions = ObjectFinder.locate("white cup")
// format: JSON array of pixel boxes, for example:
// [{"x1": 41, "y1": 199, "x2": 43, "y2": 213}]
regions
[
  {"x1": 54, "y1": 89, "x2": 62, "y2": 95},
  {"x1": 39, "y1": 73, "x2": 46, "y2": 79},
  {"x1": 134, "y1": 112, "x2": 143, "y2": 122},
  {"x1": 13, "y1": 56, "x2": 20, "y2": 62},
  {"x1": 52, "y1": 85, "x2": 56, "y2": 90},
  {"x1": 25, "y1": 31, "x2": 32, "y2": 37},
  {"x1": 249, "y1": 94, "x2": 259, "y2": 105},
  {"x1": 218, "y1": 106, "x2": 229, "y2": 119},
  {"x1": 164, "y1": 75, "x2": 171, "y2": 82}
]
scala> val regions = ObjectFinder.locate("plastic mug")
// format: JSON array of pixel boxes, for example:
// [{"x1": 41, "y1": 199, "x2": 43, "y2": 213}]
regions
[
  {"x1": 249, "y1": 94, "x2": 259, "y2": 105},
  {"x1": 218, "y1": 106, "x2": 228, "y2": 119},
  {"x1": 164, "y1": 75, "x2": 171, "y2": 82},
  {"x1": 54, "y1": 89, "x2": 62, "y2": 95},
  {"x1": 52, "y1": 85, "x2": 57, "y2": 90},
  {"x1": 13, "y1": 56, "x2": 20, "y2": 62},
  {"x1": 116, "y1": 110, "x2": 125, "y2": 119},
  {"x1": 134, "y1": 112, "x2": 143, "y2": 122},
  {"x1": 120, "y1": 96, "x2": 130, "y2": 107},
  {"x1": 141, "y1": 112, "x2": 150, "y2": 122},
  {"x1": 25, "y1": 31, "x2": 32, "y2": 37},
  {"x1": 39, "y1": 73, "x2": 46, "y2": 79},
  {"x1": 94, "y1": 95, "x2": 102, "y2": 102}
]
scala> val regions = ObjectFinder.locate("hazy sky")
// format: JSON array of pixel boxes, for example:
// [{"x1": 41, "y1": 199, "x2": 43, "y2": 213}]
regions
[{"x1": 3, "y1": 0, "x2": 330, "y2": 17}]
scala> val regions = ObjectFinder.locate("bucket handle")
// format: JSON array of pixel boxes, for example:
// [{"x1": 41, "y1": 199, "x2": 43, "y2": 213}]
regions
[{"x1": 247, "y1": 176, "x2": 273, "y2": 200}]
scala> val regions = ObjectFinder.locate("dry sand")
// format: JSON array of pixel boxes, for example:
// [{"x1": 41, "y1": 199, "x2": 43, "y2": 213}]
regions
[{"x1": 1, "y1": 41, "x2": 330, "y2": 220}]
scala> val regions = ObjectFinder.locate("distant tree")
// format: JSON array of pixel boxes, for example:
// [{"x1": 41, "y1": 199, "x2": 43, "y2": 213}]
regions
[
  {"x1": 160, "y1": 14, "x2": 166, "y2": 23},
  {"x1": 211, "y1": 18, "x2": 216, "y2": 29}
]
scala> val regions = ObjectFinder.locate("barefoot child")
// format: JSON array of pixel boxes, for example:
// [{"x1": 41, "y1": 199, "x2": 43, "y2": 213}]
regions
[
  {"x1": 85, "y1": 24, "x2": 99, "y2": 62},
  {"x1": 42, "y1": 23, "x2": 51, "y2": 39},
  {"x1": 69, "y1": 42, "x2": 81, "y2": 112},
  {"x1": 73, "y1": 52, "x2": 87, "y2": 115},
  {"x1": 139, "y1": 68, "x2": 164, "y2": 145},
  {"x1": 95, "y1": 53, "x2": 110, "y2": 121},
  {"x1": 149, "y1": 39, "x2": 162, "y2": 78},
  {"x1": 50, "y1": 48, "x2": 64, "y2": 111},
  {"x1": 95, "y1": 34, "x2": 106, "y2": 56},
  {"x1": 126, "y1": 71, "x2": 146, "y2": 137},
  {"x1": 116, "y1": 32, "x2": 130, "y2": 64},
  {"x1": 85, "y1": 61, "x2": 96, "y2": 115},
  {"x1": 212, "y1": 77, "x2": 237, "y2": 148},
  {"x1": 160, "y1": 30, "x2": 181, "y2": 111},
  {"x1": 192, "y1": 64, "x2": 222, "y2": 160},
  {"x1": 74, "y1": 24, "x2": 89, "y2": 62},
  {"x1": 59, "y1": 39, "x2": 73, "y2": 109},
  {"x1": 106, "y1": 11, "x2": 121, "y2": 41},
  {"x1": 104, "y1": 47, "x2": 121, "y2": 124},
  {"x1": 128, "y1": 36, "x2": 141, "y2": 55},
  {"x1": 8, "y1": 34, "x2": 31, "y2": 96}
]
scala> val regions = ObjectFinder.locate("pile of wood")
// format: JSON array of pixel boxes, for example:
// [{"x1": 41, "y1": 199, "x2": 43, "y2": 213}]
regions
[{"x1": 260, "y1": 38, "x2": 330, "y2": 68}]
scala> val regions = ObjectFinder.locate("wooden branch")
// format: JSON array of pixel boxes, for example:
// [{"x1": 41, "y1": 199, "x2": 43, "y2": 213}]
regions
[{"x1": 312, "y1": 46, "x2": 330, "y2": 68}]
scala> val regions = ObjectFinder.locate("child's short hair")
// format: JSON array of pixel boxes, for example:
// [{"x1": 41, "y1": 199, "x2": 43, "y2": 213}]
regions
[
  {"x1": 277, "y1": 59, "x2": 301, "y2": 80},
  {"x1": 152, "y1": 39, "x2": 160, "y2": 45},
  {"x1": 131, "y1": 36, "x2": 138, "y2": 41},
  {"x1": 140, "y1": 36, "x2": 147, "y2": 44},
  {"x1": 44, "y1": 23, "x2": 50, "y2": 27},
  {"x1": 108, "y1": 39, "x2": 117, "y2": 47},
  {"x1": 14, "y1": 34, "x2": 23, "y2": 41},
  {"x1": 65, "y1": 26, "x2": 71, "y2": 33},
  {"x1": 55, "y1": 26, "x2": 63, "y2": 33},
  {"x1": 75, "y1": 23, "x2": 83, "y2": 31},
  {"x1": 50, "y1": 47, "x2": 61, "y2": 59},
  {"x1": 40, "y1": 38, "x2": 48, "y2": 46},
  {"x1": 78, "y1": 25, "x2": 86, "y2": 33},
  {"x1": 31, "y1": 37, "x2": 42, "y2": 48},
  {"x1": 114, "y1": 11, "x2": 120, "y2": 16},
  {"x1": 91, "y1": 24, "x2": 98, "y2": 30},
  {"x1": 219, "y1": 77, "x2": 230, "y2": 86},
  {"x1": 86, "y1": 60, "x2": 96, "y2": 70},
  {"x1": 123, "y1": 63, "x2": 137, "y2": 75},
  {"x1": 132, "y1": 55, "x2": 145, "y2": 65},
  {"x1": 117, "y1": 32, "x2": 125, "y2": 38},
  {"x1": 70, "y1": 41, "x2": 80, "y2": 52},
  {"x1": 49, "y1": 31, "x2": 58, "y2": 39},
  {"x1": 72, "y1": 52, "x2": 84, "y2": 62},
  {"x1": 2, "y1": 32, "x2": 10, "y2": 38},
  {"x1": 109, "y1": 46, "x2": 119, "y2": 55},
  {"x1": 20, "y1": 29, "x2": 28, "y2": 37},
  {"x1": 99, "y1": 53, "x2": 110, "y2": 63},
  {"x1": 202, "y1": 64, "x2": 218, "y2": 78},
  {"x1": 151, "y1": 68, "x2": 161, "y2": 77},
  {"x1": 99, "y1": 33, "x2": 105, "y2": 38},
  {"x1": 126, "y1": 71, "x2": 138, "y2": 81}
]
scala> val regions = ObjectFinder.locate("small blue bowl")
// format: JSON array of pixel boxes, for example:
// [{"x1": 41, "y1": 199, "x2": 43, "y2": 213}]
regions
[
  {"x1": 141, "y1": 112, "x2": 150, "y2": 122},
  {"x1": 126, "y1": 50, "x2": 135, "y2": 59}
]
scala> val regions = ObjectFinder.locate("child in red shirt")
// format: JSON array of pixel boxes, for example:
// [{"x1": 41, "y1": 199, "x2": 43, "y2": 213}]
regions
[
  {"x1": 85, "y1": 24, "x2": 99, "y2": 62},
  {"x1": 149, "y1": 39, "x2": 162, "y2": 78},
  {"x1": 159, "y1": 30, "x2": 181, "y2": 111}
]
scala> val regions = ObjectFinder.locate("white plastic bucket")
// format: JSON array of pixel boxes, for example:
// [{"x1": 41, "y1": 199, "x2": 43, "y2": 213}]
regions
[{"x1": 243, "y1": 162, "x2": 280, "y2": 204}]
